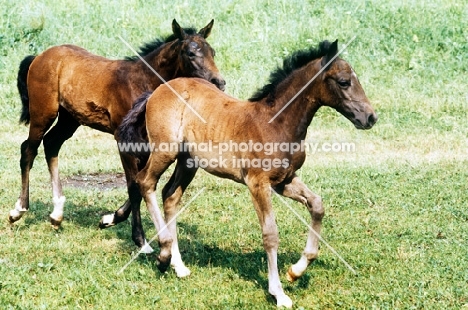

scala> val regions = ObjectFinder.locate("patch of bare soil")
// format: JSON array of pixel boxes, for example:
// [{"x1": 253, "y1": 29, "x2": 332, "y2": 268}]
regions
[{"x1": 63, "y1": 173, "x2": 126, "y2": 190}]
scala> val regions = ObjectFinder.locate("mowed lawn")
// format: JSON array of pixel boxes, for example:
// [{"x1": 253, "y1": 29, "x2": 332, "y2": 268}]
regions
[{"x1": 1, "y1": 0, "x2": 467, "y2": 309}]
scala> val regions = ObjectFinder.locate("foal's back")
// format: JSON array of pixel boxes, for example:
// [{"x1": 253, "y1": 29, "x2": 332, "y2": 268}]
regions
[
  {"x1": 145, "y1": 77, "x2": 264, "y2": 142},
  {"x1": 28, "y1": 45, "x2": 139, "y2": 133}
]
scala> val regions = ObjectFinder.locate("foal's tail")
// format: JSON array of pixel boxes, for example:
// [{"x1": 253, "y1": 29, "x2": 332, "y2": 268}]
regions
[
  {"x1": 17, "y1": 55, "x2": 36, "y2": 125},
  {"x1": 117, "y1": 91, "x2": 152, "y2": 156}
]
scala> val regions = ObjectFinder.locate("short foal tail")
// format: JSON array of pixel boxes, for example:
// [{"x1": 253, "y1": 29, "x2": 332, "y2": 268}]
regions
[
  {"x1": 117, "y1": 91, "x2": 152, "y2": 156},
  {"x1": 17, "y1": 55, "x2": 36, "y2": 125}
]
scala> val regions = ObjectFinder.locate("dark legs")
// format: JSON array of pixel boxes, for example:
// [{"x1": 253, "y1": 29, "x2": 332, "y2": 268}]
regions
[
  {"x1": 101, "y1": 151, "x2": 197, "y2": 273},
  {"x1": 98, "y1": 154, "x2": 149, "y2": 230},
  {"x1": 43, "y1": 108, "x2": 80, "y2": 228},
  {"x1": 98, "y1": 151, "x2": 151, "y2": 251},
  {"x1": 123, "y1": 152, "x2": 147, "y2": 249},
  {"x1": 9, "y1": 109, "x2": 57, "y2": 223},
  {"x1": 11, "y1": 101, "x2": 152, "y2": 253}
]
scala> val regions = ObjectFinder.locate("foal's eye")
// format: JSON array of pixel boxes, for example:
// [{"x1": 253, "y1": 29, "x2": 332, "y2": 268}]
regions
[{"x1": 337, "y1": 79, "x2": 351, "y2": 88}]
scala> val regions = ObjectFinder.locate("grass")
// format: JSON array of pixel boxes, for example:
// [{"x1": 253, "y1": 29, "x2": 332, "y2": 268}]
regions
[{"x1": 1, "y1": 0, "x2": 467, "y2": 308}]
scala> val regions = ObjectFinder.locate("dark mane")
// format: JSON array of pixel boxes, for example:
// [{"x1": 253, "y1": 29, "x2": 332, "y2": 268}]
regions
[
  {"x1": 248, "y1": 40, "x2": 333, "y2": 105},
  {"x1": 125, "y1": 27, "x2": 198, "y2": 61}
]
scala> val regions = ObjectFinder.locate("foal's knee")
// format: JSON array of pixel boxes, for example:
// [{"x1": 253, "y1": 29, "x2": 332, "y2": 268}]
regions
[{"x1": 309, "y1": 195, "x2": 324, "y2": 220}]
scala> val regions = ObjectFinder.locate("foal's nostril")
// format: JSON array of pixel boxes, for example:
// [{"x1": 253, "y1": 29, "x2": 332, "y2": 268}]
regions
[
  {"x1": 211, "y1": 78, "x2": 226, "y2": 91},
  {"x1": 368, "y1": 113, "x2": 378, "y2": 125}
]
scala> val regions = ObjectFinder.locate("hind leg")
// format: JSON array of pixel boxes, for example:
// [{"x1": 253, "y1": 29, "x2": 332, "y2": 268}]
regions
[
  {"x1": 43, "y1": 108, "x2": 80, "y2": 228},
  {"x1": 98, "y1": 157, "x2": 145, "y2": 231},
  {"x1": 120, "y1": 152, "x2": 150, "y2": 251},
  {"x1": 161, "y1": 155, "x2": 197, "y2": 277},
  {"x1": 136, "y1": 151, "x2": 177, "y2": 273},
  {"x1": 99, "y1": 153, "x2": 152, "y2": 252},
  {"x1": 273, "y1": 174, "x2": 324, "y2": 282},
  {"x1": 9, "y1": 110, "x2": 58, "y2": 223}
]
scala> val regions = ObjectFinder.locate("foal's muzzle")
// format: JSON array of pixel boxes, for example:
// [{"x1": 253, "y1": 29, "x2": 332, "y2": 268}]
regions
[
  {"x1": 353, "y1": 111, "x2": 378, "y2": 129},
  {"x1": 211, "y1": 77, "x2": 226, "y2": 91}
]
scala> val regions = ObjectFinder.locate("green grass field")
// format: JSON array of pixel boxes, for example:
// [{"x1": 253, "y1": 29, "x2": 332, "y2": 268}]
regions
[{"x1": 1, "y1": 0, "x2": 467, "y2": 309}]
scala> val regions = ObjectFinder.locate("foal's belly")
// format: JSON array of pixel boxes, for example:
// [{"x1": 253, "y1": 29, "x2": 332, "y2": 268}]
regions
[{"x1": 60, "y1": 99, "x2": 113, "y2": 133}]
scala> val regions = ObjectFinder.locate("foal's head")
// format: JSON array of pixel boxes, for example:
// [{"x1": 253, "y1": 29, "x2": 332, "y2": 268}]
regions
[
  {"x1": 319, "y1": 40, "x2": 377, "y2": 129},
  {"x1": 171, "y1": 19, "x2": 226, "y2": 91}
]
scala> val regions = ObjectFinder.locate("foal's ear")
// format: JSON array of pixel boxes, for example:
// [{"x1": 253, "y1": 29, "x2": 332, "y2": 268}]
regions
[
  {"x1": 172, "y1": 19, "x2": 187, "y2": 40},
  {"x1": 198, "y1": 19, "x2": 214, "y2": 38},
  {"x1": 321, "y1": 39, "x2": 339, "y2": 69}
]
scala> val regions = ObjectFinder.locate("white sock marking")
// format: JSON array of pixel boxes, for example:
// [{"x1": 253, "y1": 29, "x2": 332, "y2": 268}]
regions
[
  {"x1": 101, "y1": 214, "x2": 115, "y2": 226},
  {"x1": 50, "y1": 196, "x2": 66, "y2": 221},
  {"x1": 9, "y1": 199, "x2": 28, "y2": 221}
]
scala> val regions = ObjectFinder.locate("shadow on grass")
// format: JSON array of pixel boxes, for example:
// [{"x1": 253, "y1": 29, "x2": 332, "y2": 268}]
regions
[
  {"x1": 133, "y1": 222, "x2": 331, "y2": 301},
  {"x1": 18, "y1": 199, "x2": 329, "y2": 301},
  {"x1": 20, "y1": 200, "x2": 124, "y2": 228}
]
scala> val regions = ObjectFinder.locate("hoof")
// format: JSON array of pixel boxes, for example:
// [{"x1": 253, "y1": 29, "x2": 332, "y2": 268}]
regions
[
  {"x1": 49, "y1": 216, "x2": 62, "y2": 230},
  {"x1": 156, "y1": 254, "x2": 172, "y2": 273},
  {"x1": 286, "y1": 267, "x2": 299, "y2": 283},
  {"x1": 9, "y1": 200, "x2": 27, "y2": 223},
  {"x1": 8, "y1": 213, "x2": 18, "y2": 224},
  {"x1": 98, "y1": 214, "x2": 116, "y2": 229},
  {"x1": 8, "y1": 214, "x2": 18, "y2": 224},
  {"x1": 276, "y1": 294, "x2": 293, "y2": 308},
  {"x1": 174, "y1": 265, "x2": 191, "y2": 278},
  {"x1": 140, "y1": 240, "x2": 154, "y2": 254}
]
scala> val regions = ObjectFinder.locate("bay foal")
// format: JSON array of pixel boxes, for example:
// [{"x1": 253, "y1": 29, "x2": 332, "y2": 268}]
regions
[
  {"x1": 119, "y1": 40, "x2": 377, "y2": 307},
  {"x1": 10, "y1": 20, "x2": 225, "y2": 251}
]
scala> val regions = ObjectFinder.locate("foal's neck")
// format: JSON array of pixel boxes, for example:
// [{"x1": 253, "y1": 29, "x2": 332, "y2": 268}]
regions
[
  {"x1": 267, "y1": 60, "x2": 322, "y2": 141},
  {"x1": 141, "y1": 41, "x2": 179, "y2": 86}
]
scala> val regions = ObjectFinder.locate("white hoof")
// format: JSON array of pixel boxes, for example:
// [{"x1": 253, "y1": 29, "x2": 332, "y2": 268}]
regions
[
  {"x1": 9, "y1": 200, "x2": 28, "y2": 223},
  {"x1": 276, "y1": 294, "x2": 293, "y2": 308},
  {"x1": 174, "y1": 265, "x2": 191, "y2": 278},
  {"x1": 140, "y1": 240, "x2": 154, "y2": 254}
]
